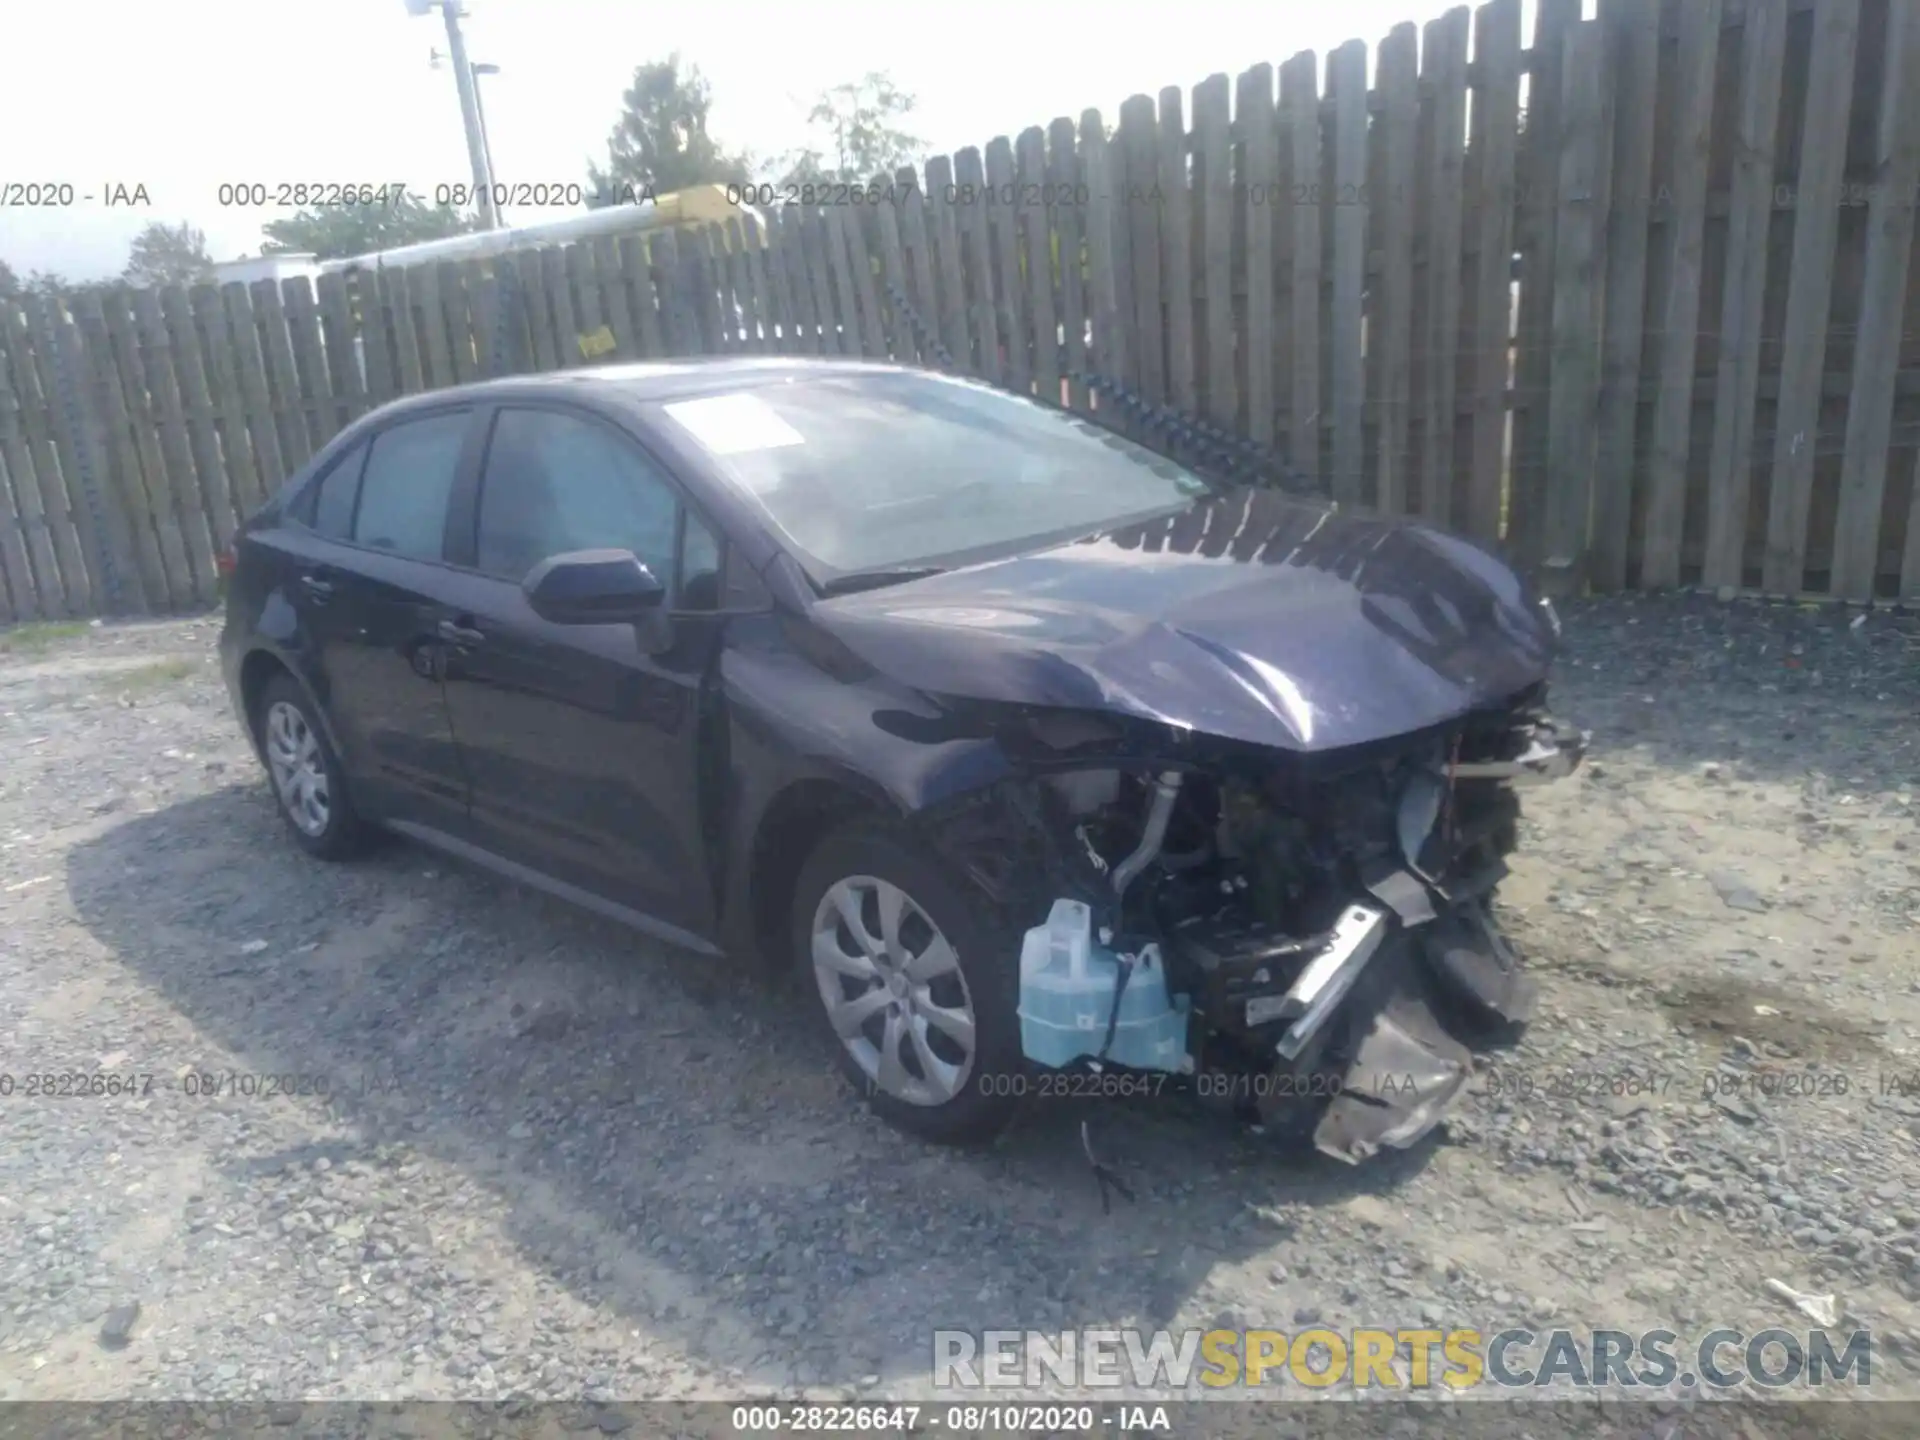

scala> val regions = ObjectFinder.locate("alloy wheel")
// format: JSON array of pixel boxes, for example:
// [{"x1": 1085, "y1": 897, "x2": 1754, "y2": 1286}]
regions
[
  {"x1": 264, "y1": 700, "x2": 330, "y2": 838},
  {"x1": 810, "y1": 875, "x2": 978, "y2": 1106}
]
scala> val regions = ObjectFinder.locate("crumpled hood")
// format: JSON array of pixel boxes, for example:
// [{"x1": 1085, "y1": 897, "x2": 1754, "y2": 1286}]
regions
[{"x1": 810, "y1": 487, "x2": 1557, "y2": 753}]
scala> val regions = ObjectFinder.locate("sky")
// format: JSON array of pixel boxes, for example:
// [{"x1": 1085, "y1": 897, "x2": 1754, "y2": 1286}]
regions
[{"x1": 0, "y1": 0, "x2": 1569, "y2": 282}]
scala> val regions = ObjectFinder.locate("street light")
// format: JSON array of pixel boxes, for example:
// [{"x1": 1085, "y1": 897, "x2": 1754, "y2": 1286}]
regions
[{"x1": 405, "y1": 0, "x2": 497, "y2": 229}]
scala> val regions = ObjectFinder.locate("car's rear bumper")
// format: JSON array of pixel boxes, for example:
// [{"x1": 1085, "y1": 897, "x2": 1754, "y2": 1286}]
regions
[{"x1": 216, "y1": 627, "x2": 254, "y2": 748}]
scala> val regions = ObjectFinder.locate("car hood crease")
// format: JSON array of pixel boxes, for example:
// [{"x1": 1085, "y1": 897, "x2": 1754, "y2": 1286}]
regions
[{"x1": 809, "y1": 488, "x2": 1558, "y2": 753}]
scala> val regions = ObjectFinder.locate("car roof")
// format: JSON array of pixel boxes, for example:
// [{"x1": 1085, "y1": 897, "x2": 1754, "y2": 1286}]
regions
[{"x1": 364, "y1": 357, "x2": 927, "y2": 418}]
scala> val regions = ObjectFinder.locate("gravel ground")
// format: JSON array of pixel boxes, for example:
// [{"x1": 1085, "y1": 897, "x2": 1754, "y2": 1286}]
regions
[{"x1": 0, "y1": 597, "x2": 1917, "y2": 1425}]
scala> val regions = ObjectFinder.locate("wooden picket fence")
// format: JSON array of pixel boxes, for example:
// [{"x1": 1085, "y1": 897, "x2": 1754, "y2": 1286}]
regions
[{"x1": 4, "y1": 0, "x2": 1919, "y2": 623}]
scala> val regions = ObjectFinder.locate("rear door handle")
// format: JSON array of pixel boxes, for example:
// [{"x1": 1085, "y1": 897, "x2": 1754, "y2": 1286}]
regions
[
  {"x1": 437, "y1": 618, "x2": 485, "y2": 647},
  {"x1": 298, "y1": 572, "x2": 335, "y2": 602}
]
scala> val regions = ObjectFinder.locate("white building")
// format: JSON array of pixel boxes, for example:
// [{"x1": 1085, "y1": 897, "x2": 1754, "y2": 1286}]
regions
[{"x1": 212, "y1": 252, "x2": 321, "y2": 288}]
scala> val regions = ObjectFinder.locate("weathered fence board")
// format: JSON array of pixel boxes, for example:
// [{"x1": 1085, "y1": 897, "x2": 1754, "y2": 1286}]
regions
[
  {"x1": 921, "y1": 155, "x2": 970, "y2": 370},
  {"x1": 1327, "y1": 39, "x2": 1369, "y2": 505},
  {"x1": 1463, "y1": 0, "x2": 1522, "y2": 542},
  {"x1": 841, "y1": 205, "x2": 888, "y2": 362},
  {"x1": 250, "y1": 280, "x2": 310, "y2": 471},
  {"x1": 897, "y1": 163, "x2": 940, "y2": 363},
  {"x1": 281, "y1": 278, "x2": 334, "y2": 456},
  {"x1": 954, "y1": 147, "x2": 1002, "y2": 382},
  {"x1": 160, "y1": 284, "x2": 237, "y2": 554},
  {"x1": 1194, "y1": 74, "x2": 1235, "y2": 431},
  {"x1": 566, "y1": 244, "x2": 605, "y2": 363},
  {"x1": 1119, "y1": 96, "x2": 1164, "y2": 403},
  {"x1": 797, "y1": 210, "x2": 843, "y2": 358},
  {"x1": 1079, "y1": 110, "x2": 1127, "y2": 390},
  {"x1": 1017, "y1": 129, "x2": 1059, "y2": 405},
  {"x1": 511, "y1": 250, "x2": 555, "y2": 373},
  {"x1": 1762, "y1": 0, "x2": 1860, "y2": 594},
  {"x1": 1372, "y1": 24, "x2": 1419, "y2": 516},
  {"x1": 1641, "y1": 0, "x2": 1723, "y2": 589},
  {"x1": 0, "y1": 312, "x2": 72, "y2": 617},
  {"x1": 819, "y1": 212, "x2": 862, "y2": 358},
  {"x1": 73, "y1": 290, "x2": 168, "y2": 611},
  {"x1": 312, "y1": 274, "x2": 364, "y2": 433},
  {"x1": 1831, "y1": 0, "x2": 1920, "y2": 601},
  {"x1": 1047, "y1": 119, "x2": 1088, "y2": 409},
  {"x1": 11, "y1": 299, "x2": 98, "y2": 614},
  {"x1": 1591, "y1": 0, "x2": 1661, "y2": 589},
  {"x1": 1156, "y1": 88, "x2": 1196, "y2": 416},
  {"x1": 1237, "y1": 64, "x2": 1277, "y2": 447},
  {"x1": 1540, "y1": 20, "x2": 1610, "y2": 592},
  {"x1": 698, "y1": 227, "x2": 735, "y2": 355},
  {"x1": 223, "y1": 282, "x2": 288, "y2": 496},
  {"x1": 444, "y1": 262, "x2": 480, "y2": 383},
  {"x1": 623, "y1": 234, "x2": 666, "y2": 360},
  {"x1": 985, "y1": 137, "x2": 1029, "y2": 391},
  {"x1": 1281, "y1": 51, "x2": 1323, "y2": 480},
  {"x1": 1701, "y1": 0, "x2": 1789, "y2": 592},
  {"x1": 540, "y1": 247, "x2": 582, "y2": 365},
  {"x1": 1508, "y1": 0, "x2": 1581, "y2": 563},
  {"x1": 0, "y1": 402, "x2": 41, "y2": 619},
  {"x1": 46, "y1": 296, "x2": 144, "y2": 614},
  {"x1": 410, "y1": 264, "x2": 456, "y2": 387},
  {"x1": 1417, "y1": 7, "x2": 1470, "y2": 527},
  {"x1": 770, "y1": 207, "x2": 815, "y2": 357},
  {"x1": 131, "y1": 288, "x2": 218, "y2": 606},
  {"x1": 0, "y1": 351, "x2": 50, "y2": 619}
]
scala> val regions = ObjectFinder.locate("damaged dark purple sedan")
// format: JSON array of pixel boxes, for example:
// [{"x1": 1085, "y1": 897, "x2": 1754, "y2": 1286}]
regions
[{"x1": 219, "y1": 358, "x2": 1584, "y2": 1160}]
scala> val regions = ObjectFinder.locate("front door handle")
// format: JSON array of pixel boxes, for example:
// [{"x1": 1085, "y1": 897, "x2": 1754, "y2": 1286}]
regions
[
  {"x1": 299, "y1": 572, "x2": 335, "y2": 602},
  {"x1": 437, "y1": 618, "x2": 485, "y2": 647}
]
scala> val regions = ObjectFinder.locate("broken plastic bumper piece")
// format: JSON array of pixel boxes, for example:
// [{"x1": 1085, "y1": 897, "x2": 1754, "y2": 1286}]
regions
[
  {"x1": 1422, "y1": 898, "x2": 1537, "y2": 1025},
  {"x1": 1304, "y1": 896, "x2": 1534, "y2": 1161},
  {"x1": 1313, "y1": 994, "x2": 1473, "y2": 1164},
  {"x1": 1451, "y1": 715, "x2": 1588, "y2": 785}
]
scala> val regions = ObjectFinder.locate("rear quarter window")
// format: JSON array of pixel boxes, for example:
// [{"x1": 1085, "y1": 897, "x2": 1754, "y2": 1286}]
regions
[
  {"x1": 302, "y1": 440, "x2": 369, "y2": 540},
  {"x1": 351, "y1": 411, "x2": 470, "y2": 561}
]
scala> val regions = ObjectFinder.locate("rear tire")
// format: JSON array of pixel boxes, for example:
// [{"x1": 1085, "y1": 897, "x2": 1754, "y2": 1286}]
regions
[
  {"x1": 255, "y1": 674, "x2": 369, "y2": 861},
  {"x1": 791, "y1": 821, "x2": 1025, "y2": 1145}
]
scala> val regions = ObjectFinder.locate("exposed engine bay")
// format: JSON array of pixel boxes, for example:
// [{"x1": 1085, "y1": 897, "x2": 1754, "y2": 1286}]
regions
[{"x1": 999, "y1": 686, "x2": 1587, "y2": 1164}]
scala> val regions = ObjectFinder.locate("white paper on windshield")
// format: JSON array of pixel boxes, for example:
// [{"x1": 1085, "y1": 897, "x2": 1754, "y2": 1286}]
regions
[{"x1": 663, "y1": 393, "x2": 807, "y2": 455}]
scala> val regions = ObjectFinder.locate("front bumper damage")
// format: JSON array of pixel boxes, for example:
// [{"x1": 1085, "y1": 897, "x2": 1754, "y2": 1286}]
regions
[
  {"x1": 1281, "y1": 894, "x2": 1530, "y2": 1165},
  {"x1": 1274, "y1": 716, "x2": 1583, "y2": 1163},
  {"x1": 1006, "y1": 698, "x2": 1588, "y2": 1167}
]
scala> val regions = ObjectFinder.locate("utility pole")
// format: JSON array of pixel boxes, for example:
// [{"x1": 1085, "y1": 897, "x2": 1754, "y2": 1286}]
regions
[
  {"x1": 471, "y1": 63, "x2": 503, "y2": 226},
  {"x1": 406, "y1": 0, "x2": 497, "y2": 229}
]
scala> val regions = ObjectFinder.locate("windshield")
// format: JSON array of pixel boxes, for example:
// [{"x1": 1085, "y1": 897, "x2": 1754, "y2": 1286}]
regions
[{"x1": 657, "y1": 371, "x2": 1213, "y2": 576}]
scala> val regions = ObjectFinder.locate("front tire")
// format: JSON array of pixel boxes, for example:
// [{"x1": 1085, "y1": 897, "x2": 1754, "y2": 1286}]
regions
[
  {"x1": 255, "y1": 674, "x2": 368, "y2": 861},
  {"x1": 791, "y1": 821, "x2": 1025, "y2": 1145}
]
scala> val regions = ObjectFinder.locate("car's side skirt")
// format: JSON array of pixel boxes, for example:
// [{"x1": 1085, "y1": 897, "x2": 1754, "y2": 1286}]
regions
[{"x1": 384, "y1": 820, "x2": 724, "y2": 958}]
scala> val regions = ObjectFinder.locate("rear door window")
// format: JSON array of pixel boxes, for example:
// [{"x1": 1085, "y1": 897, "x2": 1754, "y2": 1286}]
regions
[{"x1": 351, "y1": 411, "x2": 471, "y2": 561}]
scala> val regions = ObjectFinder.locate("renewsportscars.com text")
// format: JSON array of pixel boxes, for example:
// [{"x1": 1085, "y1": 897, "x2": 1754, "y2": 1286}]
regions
[{"x1": 932, "y1": 1326, "x2": 1872, "y2": 1393}]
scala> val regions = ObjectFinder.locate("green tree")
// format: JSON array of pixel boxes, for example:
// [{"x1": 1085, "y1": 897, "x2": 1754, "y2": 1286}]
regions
[
  {"x1": 20, "y1": 270, "x2": 113, "y2": 302},
  {"x1": 260, "y1": 194, "x2": 479, "y2": 261},
  {"x1": 123, "y1": 221, "x2": 214, "y2": 288},
  {"x1": 0, "y1": 258, "x2": 19, "y2": 302},
  {"x1": 587, "y1": 54, "x2": 750, "y2": 202},
  {"x1": 775, "y1": 72, "x2": 924, "y2": 188}
]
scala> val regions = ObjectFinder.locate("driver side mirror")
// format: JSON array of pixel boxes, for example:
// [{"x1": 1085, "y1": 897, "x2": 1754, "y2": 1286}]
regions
[{"x1": 522, "y1": 549, "x2": 666, "y2": 625}]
